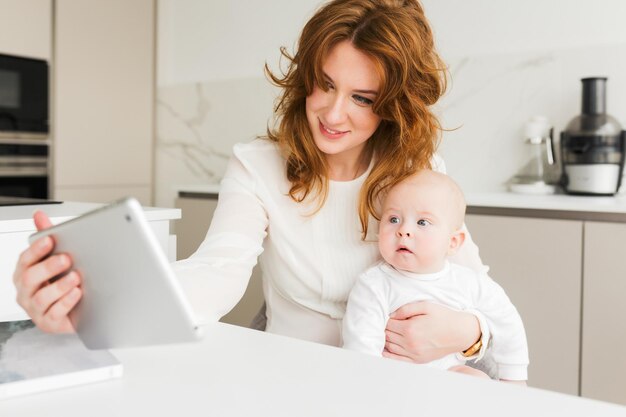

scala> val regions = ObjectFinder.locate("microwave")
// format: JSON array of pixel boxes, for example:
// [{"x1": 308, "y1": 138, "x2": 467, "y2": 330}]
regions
[{"x1": 0, "y1": 54, "x2": 49, "y2": 134}]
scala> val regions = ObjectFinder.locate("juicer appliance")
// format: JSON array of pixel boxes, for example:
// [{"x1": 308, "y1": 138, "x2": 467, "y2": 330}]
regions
[{"x1": 560, "y1": 77, "x2": 626, "y2": 195}]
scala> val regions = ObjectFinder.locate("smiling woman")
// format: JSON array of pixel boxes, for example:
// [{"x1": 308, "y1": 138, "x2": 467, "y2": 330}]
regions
[
  {"x1": 305, "y1": 41, "x2": 382, "y2": 180},
  {"x1": 13, "y1": 0, "x2": 491, "y2": 378}
]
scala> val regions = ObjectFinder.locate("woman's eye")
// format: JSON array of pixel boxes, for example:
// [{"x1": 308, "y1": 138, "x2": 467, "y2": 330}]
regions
[
  {"x1": 353, "y1": 95, "x2": 373, "y2": 106},
  {"x1": 417, "y1": 219, "x2": 430, "y2": 227},
  {"x1": 325, "y1": 81, "x2": 334, "y2": 90},
  {"x1": 390, "y1": 216, "x2": 400, "y2": 224}
]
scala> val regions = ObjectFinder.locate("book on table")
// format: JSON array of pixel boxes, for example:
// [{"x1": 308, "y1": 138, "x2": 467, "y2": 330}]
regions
[{"x1": 0, "y1": 320, "x2": 123, "y2": 400}]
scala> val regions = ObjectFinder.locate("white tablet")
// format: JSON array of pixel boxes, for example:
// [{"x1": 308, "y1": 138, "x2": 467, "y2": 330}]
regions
[{"x1": 29, "y1": 197, "x2": 202, "y2": 349}]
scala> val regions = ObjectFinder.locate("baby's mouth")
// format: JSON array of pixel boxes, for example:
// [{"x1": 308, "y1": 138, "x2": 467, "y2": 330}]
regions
[{"x1": 396, "y1": 246, "x2": 413, "y2": 254}]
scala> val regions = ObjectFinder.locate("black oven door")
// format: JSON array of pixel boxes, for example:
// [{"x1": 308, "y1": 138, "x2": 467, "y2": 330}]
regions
[
  {"x1": 0, "y1": 54, "x2": 49, "y2": 133},
  {"x1": 0, "y1": 142, "x2": 49, "y2": 198},
  {"x1": 0, "y1": 175, "x2": 48, "y2": 199}
]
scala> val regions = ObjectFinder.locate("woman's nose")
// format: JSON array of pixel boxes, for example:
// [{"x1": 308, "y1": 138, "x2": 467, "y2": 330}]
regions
[{"x1": 324, "y1": 94, "x2": 348, "y2": 125}]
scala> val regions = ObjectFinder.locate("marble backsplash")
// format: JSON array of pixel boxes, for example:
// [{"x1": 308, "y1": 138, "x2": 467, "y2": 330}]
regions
[
  {"x1": 156, "y1": 77, "x2": 278, "y2": 206},
  {"x1": 156, "y1": 43, "x2": 626, "y2": 207}
]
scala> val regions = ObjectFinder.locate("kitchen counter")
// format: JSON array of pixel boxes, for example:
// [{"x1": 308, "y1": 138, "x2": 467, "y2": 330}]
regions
[
  {"x1": 0, "y1": 201, "x2": 181, "y2": 233},
  {"x1": 1, "y1": 322, "x2": 625, "y2": 417},
  {"x1": 177, "y1": 184, "x2": 626, "y2": 222}
]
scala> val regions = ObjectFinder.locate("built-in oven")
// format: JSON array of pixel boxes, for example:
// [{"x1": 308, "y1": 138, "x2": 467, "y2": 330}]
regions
[
  {"x1": 0, "y1": 54, "x2": 49, "y2": 134},
  {"x1": 0, "y1": 140, "x2": 49, "y2": 199}
]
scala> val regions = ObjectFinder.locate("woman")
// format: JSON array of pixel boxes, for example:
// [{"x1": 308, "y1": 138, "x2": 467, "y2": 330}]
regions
[{"x1": 13, "y1": 0, "x2": 489, "y2": 364}]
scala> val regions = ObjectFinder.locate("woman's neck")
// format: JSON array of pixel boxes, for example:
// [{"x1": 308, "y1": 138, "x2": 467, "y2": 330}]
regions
[{"x1": 326, "y1": 149, "x2": 372, "y2": 182}]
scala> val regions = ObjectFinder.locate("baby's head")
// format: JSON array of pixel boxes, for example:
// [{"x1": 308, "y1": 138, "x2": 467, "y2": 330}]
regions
[{"x1": 378, "y1": 170, "x2": 466, "y2": 274}]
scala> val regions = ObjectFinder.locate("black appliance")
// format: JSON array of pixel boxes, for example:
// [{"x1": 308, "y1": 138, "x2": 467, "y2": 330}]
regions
[
  {"x1": 0, "y1": 141, "x2": 49, "y2": 199},
  {"x1": 0, "y1": 54, "x2": 49, "y2": 134},
  {"x1": 560, "y1": 77, "x2": 626, "y2": 195}
]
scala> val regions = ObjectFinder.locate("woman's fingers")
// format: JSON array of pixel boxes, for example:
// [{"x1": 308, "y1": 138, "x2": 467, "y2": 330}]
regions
[
  {"x1": 33, "y1": 210, "x2": 53, "y2": 231},
  {"x1": 30, "y1": 271, "x2": 80, "y2": 319},
  {"x1": 18, "y1": 253, "x2": 71, "y2": 299},
  {"x1": 390, "y1": 301, "x2": 430, "y2": 320},
  {"x1": 385, "y1": 328, "x2": 403, "y2": 346},
  {"x1": 13, "y1": 236, "x2": 53, "y2": 284},
  {"x1": 39, "y1": 287, "x2": 82, "y2": 333},
  {"x1": 382, "y1": 346, "x2": 412, "y2": 362}
]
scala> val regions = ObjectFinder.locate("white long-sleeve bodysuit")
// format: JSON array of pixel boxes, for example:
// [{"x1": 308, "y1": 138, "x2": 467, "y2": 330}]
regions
[
  {"x1": 343, "y1": 261, "x2": 529, "y2": 381},
  {"x1": 172, "y1": 139, "x2": 491, "y2": 352}
]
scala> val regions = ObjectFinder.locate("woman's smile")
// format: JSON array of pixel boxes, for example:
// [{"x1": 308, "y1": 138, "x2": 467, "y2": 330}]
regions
[{"x1": 318, "y1": 119, "x2": 349, "y2": 139}]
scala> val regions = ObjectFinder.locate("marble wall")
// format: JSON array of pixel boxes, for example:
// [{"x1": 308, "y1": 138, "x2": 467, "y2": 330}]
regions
[
  {"x1": 155, "y1": 77, "x2": 278, "y2": 207},
  {"x1": 155, "y1": 43, "x2": 626, "y2": 206},
  {"x1": 437, "y1": 43, "x2": 626, "y2": 193}
]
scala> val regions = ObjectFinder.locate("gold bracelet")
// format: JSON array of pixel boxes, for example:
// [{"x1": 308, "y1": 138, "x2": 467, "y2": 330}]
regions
[{"x1": 462, "y1": 337, "x2": 482, "y2": 357}]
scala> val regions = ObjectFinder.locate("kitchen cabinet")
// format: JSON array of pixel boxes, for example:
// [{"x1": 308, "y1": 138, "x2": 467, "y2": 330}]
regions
[
  {"x1": 581, "y1": 221, "x2": 626, "y2": 405},
  {"x1": 53, "y1": 0, "x2": 155, "y2": 204},
  {"x1": 0, "y1": 0, "x2": 51, "y2": 60},
  {"x1": 175, "y1": 195, "x2": 264, "y2": 328},
  {"x1": 465, "y1": 214, "x2": 583, "y2": 396}
]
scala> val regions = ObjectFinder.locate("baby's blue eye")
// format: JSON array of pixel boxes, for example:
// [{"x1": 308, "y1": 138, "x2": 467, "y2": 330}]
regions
[
  {"x1": 417, "y1": 219, "x2": 430, "y2": 227},
  {"x1": 390, "y1": 216, "x2": 400, "y2": 224}
]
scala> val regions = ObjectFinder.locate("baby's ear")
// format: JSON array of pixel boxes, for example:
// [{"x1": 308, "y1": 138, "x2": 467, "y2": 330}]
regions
[{"x1": 447, "y1": 229, "x2": 466, "y2": 256}]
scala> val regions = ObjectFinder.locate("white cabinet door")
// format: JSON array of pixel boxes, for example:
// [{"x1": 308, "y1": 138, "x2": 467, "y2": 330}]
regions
[
  {"x1": 465, "y1": 215, "x2": 583, "y2": 395},
  {"x1": 53, "y1": 0, "x2": 154, "y2": 203},
  {"x1": 581, "y1": 221, "x2": 626, "y2": 405},
  {"x1": 0, "y1": 0, "x2": 51, "y2": 59}
]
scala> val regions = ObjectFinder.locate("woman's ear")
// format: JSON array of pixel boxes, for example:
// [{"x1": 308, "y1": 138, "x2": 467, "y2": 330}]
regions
[{"x1": 447, "y1": 229, "x2": 466, "y2": 256}]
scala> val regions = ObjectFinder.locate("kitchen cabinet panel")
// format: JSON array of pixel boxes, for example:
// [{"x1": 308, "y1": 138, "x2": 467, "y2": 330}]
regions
[
  {"x1": 465, "y1": 215, "x2": 583, "y2": 395},
  {"x1": 175, "y1": 196, "x2": 264, "y2": 328},
  {"x1": 581, "y1": 221, "x2": 626, "y2": 405},
  {"x1": 53, "y1": 0, "x2": 154, "y2": 201},
  {"x1": 0, "y1": 0, "x2": 51, "y2": 60}
]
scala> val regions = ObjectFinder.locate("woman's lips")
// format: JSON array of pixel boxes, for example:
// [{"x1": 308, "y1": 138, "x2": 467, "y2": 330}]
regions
[{"x1": 319, "y1": 120, "x2": 348, "y2": 139}]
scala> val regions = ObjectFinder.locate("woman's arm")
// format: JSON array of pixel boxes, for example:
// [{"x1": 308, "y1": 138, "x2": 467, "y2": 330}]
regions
[{"x1": 172, "y1": 143, "x2": 269, "y2": 325}]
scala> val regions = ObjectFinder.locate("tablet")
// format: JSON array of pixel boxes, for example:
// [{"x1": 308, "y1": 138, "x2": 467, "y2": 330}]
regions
[{"x1": 29, "y1": 197, "x2": 202, "y2": 349}]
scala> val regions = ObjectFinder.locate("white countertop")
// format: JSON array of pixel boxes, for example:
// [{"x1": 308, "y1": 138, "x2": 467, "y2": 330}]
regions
[
  {"x1": 466, "y1": 191, "x2": 626, "y2": 213},
  {"x1": 0, "y1": 322, "x2": 624, "y2": 417},
  {"x1": 0, "y1": 201, "x2": 181, "y2": 233},
  {"x1": 176, "y1": 183, "x2": 626, "y2": 216}
]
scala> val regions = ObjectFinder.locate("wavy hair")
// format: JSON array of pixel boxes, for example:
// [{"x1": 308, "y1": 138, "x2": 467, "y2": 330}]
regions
[{"x1": 265, "y1": 0, "x2": 447, "y2": 239}]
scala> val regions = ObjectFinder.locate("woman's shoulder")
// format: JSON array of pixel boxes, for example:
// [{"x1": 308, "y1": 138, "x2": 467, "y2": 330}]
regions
[
  {"x1": 225, "y1": 138, "x2": 287, "y2": 187},
  {"x1": 231, "y1": 138, "x2": 284, "y2": 170},
  {"x1": 233, "y1": 138, "x2": 281, "y2": 158}
]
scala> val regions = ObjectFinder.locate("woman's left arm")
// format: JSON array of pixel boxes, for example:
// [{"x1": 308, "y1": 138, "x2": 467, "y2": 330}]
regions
[{"x1": 384, "y1": 224, "x2": 490, "y2": 363}]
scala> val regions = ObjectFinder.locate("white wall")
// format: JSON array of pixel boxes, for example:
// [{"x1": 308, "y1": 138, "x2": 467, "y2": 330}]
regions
[
  {"x1": 424, "y1": 0, "x2": 626, "y2": 58},
  {"x1": 156, "y1": 0, "x2": 626, "y2": 203}
]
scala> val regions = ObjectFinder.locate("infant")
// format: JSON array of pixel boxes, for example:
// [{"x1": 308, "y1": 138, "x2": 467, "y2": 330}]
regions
[{"x1": 342, "y1": 169, "x2": 529, "y2": 382}]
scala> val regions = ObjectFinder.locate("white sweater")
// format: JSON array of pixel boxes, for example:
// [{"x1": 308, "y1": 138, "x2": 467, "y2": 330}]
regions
[
  {"x1": 172, "y1": 139, "x2": 491, "y2": 350},
  {"x1": 343, "y1": 261, "x2": 529, "y2": 380}
]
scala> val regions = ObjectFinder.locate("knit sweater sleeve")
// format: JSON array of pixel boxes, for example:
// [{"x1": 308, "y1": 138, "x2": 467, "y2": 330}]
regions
[{"x1": 172, "y1": 143, "x2": 269, "y2": 325}]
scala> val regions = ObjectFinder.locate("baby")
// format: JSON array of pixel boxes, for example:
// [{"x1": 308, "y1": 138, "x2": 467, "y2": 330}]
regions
[{"x1": 342, "y1": 169, "x2": 529, "y2": 383}]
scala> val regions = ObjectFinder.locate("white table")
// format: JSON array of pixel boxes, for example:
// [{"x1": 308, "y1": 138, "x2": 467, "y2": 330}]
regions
[{"x1": 1, "y1": 323, "x2": 625, "y2": 417}]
